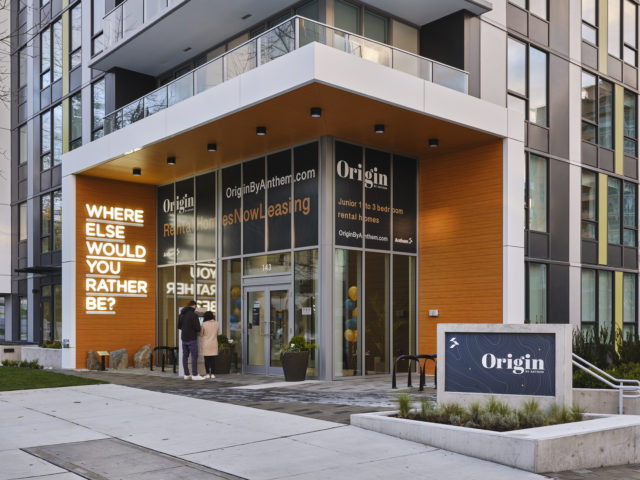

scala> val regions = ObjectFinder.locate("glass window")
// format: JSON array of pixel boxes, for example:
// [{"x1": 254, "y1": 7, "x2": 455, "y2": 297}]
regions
[
  {"x1": 363, "y1": 10, "x2": 387, "y2": 43},
  {"x1": 41, "y1": 27, "x2": 51, "y2": 88},
  {"x1": 92, "y1": 78, "x2": 105, "y2": 140},
  {"x1": 53, "y1": 104, "x2": 62, "y2": 166},
  {"x1": 19, "y1": 125, "x2": 27, "y2": 164},
  {"x1": 19, "y1": 202, "x2": 27, "y2": 242},
  {"x1": 599, "y1": 270, "x2": 614, "y2": 335},
  {"x1": 53, "y1": 190, "x2": 62, "y2": 250},
  {"x1": 608, "y1": 177, "x2": 621, "y2": 244},
  {"x1": 529, "y1": 0, "x2": 547, "y2": 20},
  {"x1": 364, "y1": 252, "x2": 389, "y2": 374},
  {"x1": 582, "y1": 71, "x2": 597, "y2": 143},
  {"x1": 334, "y1": 249, "x2": 361, "y2": 377},
  {"x1": 581, "y1": 269, "x2": 596, "y2": 336},
  {"x1": 18, "y1": 48, "x2": 27, "y2": 89},
  {"x1": 54, "y1": 284, "x2": 62, "y2": 341},
  {"x1": 624, "y1": 89, "x2": 637, "y2": 155},
  {"x1": 71, "y1": 3, "x2": 82, "y2": 69},
  {"x1": 19, "y1": 297, "x2": 27, "y2": 341},
  {"x1": 222, "y1": 259, "x2": 242, "y2": 371},
  {"x1": 334, "y1": 0, "x2": 360, "y2": 34},
  {"x1": 296, "y1": 0, "x2": 319, "y2": 20},
  {"x1": 599, "y1": 79, "x2": 613, "y2": 149},
  {"x1": 92, "y1": 0, "x2": 105, "y2": 55},
  {"x1": 609, "y1": 0, "x2": 621, "y2": 57},
  {"x1": 195, "y1": 262, "x2": 216, "y2": 314},
  {"x1": 581, "y1": 170, "x2": 597, "y2": 239},
  {"x1": 294, "y1": 249, "x2": 319, "y2": 376},
  {"x1": 244, "y1": 253, "x2": 291, "y2": 276},
  {"x1": 392, "y1": 255, "x2": 416, "y2": 365},
  {"x1": 527, "y1": 263, "x2": 547, "y2": 324},
  {"x1": 52, "y1": 20, "x2": 62, "y2": 82},
  {"x1": 582, "y1": 0, "x2": 598, "y2": 43},
  {"x1": 624, "y1": 182, "x2": 637, "y2": 246},
  {"x1": 41, "y1": 194, "x2": 51, "y2": 253},
  {"x1": 507, "y1": 38, "x2": 526, "y2": 96},
  {"x1": 527, "y1": 154, "x2": 547, "y2": 232},
  {"x1": 70, "y1": 93, "x2": 82, "y2": 150},
  {"x1": 623, "y1": 273, "x2": 637, "y2": 337},
  {"x1": 0, "y1": 297, "x2": 4, "y2": 340},
  {"x1": 624, "y1": 0, "x2": 637, "y2": 65},
  {"x1": 529, "y1": 47, "x2": 547, "y2": 127},
  {"x1": 157, "y1": 266, "x2": 176, "y2": 351}
]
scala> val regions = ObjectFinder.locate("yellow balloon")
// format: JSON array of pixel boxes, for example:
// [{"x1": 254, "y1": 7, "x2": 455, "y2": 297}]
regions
[
  {"x1": 344, "y1": 329, "x2": 358, "y2": 343},
  {"x1": 352, "y1": 307, "x2": 357, "y2": 318},
  {"x1": 231, "y1": 286, "x2": 241, "y2": 299},
  {"x1": 233, "y1": 307, "x2": 241, "y2": 317},
  {"x1": 348, "y1": 286, "x2": 358, "y2": 302}
]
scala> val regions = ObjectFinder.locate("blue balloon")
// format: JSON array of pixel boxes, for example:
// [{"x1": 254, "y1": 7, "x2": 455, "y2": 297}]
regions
[
  {"x1": 236, "y1": 298, "x2": 242, "y2": 309},
  {"x1": 345, "y1": 299, "x2": 355, "y2": 312},
  {"x1": 229, "y1": 314, "x2": 239, "y2": 324},
  {"x1": 346, "y1": 318, "x2": 357, "y2": 330}
]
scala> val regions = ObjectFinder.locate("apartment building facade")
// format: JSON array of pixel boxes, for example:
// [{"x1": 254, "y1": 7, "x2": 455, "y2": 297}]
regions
[{"x1": 4, "y1": 0, "x2": 637, "y2": 379}]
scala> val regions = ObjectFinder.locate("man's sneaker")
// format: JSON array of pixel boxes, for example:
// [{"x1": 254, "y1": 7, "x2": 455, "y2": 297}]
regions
[
  {"x1": 183, "y1": 375, "x2": 191, "y2": 380},
  {"x1": 191, "y1": 375, "x2": 205, "y2": 381},
  {"x1": 208, "y1": 374, "x2": 215, "y2": 379}
]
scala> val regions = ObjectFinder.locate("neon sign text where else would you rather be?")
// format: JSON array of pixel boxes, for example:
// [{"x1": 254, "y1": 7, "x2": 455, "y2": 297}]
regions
[{"x1": 83, "y1": 204, "x2": 148, "y2": 314}]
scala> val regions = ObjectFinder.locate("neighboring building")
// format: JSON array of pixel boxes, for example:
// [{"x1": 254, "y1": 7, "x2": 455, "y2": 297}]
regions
[{"x1": 5, "y1": 0, "x2": 639, "y2": 378}]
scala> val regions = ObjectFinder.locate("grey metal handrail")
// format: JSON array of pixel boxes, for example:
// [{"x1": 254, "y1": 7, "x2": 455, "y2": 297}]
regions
[
  {"x1": 572, "y1": 352, "x2": 640, "y2": 414},
  {"x1": 102, "y1": 15, "x2": 469, "y2": 136}
]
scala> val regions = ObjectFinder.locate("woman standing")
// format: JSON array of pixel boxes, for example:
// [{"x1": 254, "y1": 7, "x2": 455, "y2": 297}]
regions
[{"x1": 200, "y1": 311, "x2": 219, "y2": 379}]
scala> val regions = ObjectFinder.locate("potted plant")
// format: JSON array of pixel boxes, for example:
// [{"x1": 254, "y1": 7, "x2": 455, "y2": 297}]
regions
[
  {"x1": 281, "y1": 336, "x2": 316, "y2": 381},
  {"x1": 214, "y1": 334, "x2": 234, "y2": 374}
]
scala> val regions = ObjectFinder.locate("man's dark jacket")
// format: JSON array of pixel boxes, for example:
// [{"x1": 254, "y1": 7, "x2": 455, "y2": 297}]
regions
[{"x1": 178, "y1": 306, "x2": 200, "y2": 342}]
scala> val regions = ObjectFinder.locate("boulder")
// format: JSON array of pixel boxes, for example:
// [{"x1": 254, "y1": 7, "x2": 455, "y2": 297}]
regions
[
  {"x1": 86, "y1": 350, "x2": 101, "y2": 370},
  {"x1": 133, "y1": 344, "x2": 152, "y2": 369},
  {"x1": 109, "y1": 348, "x2": 128, "y2": 370}
]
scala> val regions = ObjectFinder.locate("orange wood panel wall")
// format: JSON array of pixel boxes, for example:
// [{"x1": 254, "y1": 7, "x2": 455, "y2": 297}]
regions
[
  {"x1": 75, "y1": 175, "x2": 156, "y2": 367},
  {"x1": 418, "y1": 141, "x2": 503, "y2": 366}
]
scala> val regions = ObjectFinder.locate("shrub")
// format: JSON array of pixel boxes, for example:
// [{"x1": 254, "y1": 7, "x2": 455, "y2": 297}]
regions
[
  {"x1": 397, "y1": 393, "x2": 411, "y2": 418},
  {"x1": 573, "y1": 362, "x2": 640, "y2": 388},
  {"x1": 217, "y1": 334, "x2": 230, "y2": 350},
  {"x1": 281, "y1": 335, "x2": 317, "y2": 353},
  {"x1": 2, "y1": 359, "x2": 42, "y2": 369},
  {"x1": 42, "y1": 340, "x2": 61, "y2": 349}
]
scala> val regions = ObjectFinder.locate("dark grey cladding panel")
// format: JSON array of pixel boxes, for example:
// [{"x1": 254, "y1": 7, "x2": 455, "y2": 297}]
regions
[
  {"x1": 549, "y1": 159, "x2": 569, "y2": 262},
  {"x1": 581, "y1": 240, "x2": 598, "y2": 265},
  {"x1": 528, "y1": 123, "x2": 549, "y2": 153},
  {"x1": 507, "y1": 3, "x2": 528, "y2": 36},
  {"x1": 624, "y1": 247, "x2": 638, "y2": 269},
  {"x1": 51, "y1": 80, "x2": 62, "y2": 103},
  {"x1": 608, "y1": 56, "x2": 623, "y2": 82},
  {"x1": 52, "y1": 165, "x2": 61, "y2": 187},
  {"x1": 549, "y1": 263, "x2": 569, "y2": 323},
  {"x1": 582, "y1": 142, "x2": 598, "y2": 167},
  {"x1": 623, "y1": 64, "x2": 638, "y2": 89},
  {"x1": 624, "y1": 155, "x2": 638, "y2": 179},
  {"x1": 550, "y1": 0, "x2": 569, "y2": 55},
  {"x1": 582, "y1": 43, "x2": 598, "y2": 70},
  {"x1": 608, "y1": 244, "x2": 623, "y2": 268},
  {"x1": 529, "y1": 15, "x2": 548, "y2": 47},
  {"x1": 599, "y1": 148, "x2": 615, "y2": 172},
  {"x1": 466, "y1": 15, "x2": 481, "y2": 98},
  {"x1": 40, "y1": 170, "x2": 50, "y2": 192},
  {"x1": 528, "y1": 231, "x2": 549, "y2": 259},
  {"x1": 70, "y1": 67, "x2": 82, "y2": 92},
  {"x1": 549, "y1": 55, "x2": 569, "y2": 159}
]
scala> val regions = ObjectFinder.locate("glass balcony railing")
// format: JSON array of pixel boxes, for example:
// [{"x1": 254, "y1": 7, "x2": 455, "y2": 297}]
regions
[
  {"x1": 104, "y1": 16, "x2": 469, "y2": 136},
  {"x1": 103, "y1": 0, "x2": 185, "y2": 51}
]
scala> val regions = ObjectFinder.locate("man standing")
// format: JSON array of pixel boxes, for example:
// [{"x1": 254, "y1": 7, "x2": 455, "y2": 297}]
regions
[{"x1": 178, "y1": 300, "x2": 204, "y2": 380}]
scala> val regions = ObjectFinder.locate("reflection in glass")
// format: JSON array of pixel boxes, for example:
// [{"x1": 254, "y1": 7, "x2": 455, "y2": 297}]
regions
[
  {"x1": 529, "y1": 47, "x2": 547, "y2": 126},
  {"x1": 364, "y1": 10, "x2": 387, "y2": 43},
  {"x1": 582, "y1": 72, "x2": 596, "y2": 122},
  {"x1": 334, "y1": 249, "x2": 361, "y2": 377},
  {"x1": 270, "y1": 290, "x2": 288, "y2": 368},
  {"x1": 528, "y1": 154, "x2": 547, "y2": 232},
  {"x1": 608, "y1": 177, "x2": 621, "y2": 244},
  {"x1": 244, "y1": 253, "x2": 291, "y2": 276},
  {"x1": 247, "y1": 290, "x2": 265, "y2": 367},
  {"x1": 295, "y1": 249, "x2": 318, "y2": 376},
  {"x1": 529, "y1": 0, "x2": 547, "y2": 20},
  {"x1": 176, "y1": 265, "x2": 195, "y2": 317},
  {"x1": 507, "y1": 38, "x2": 526, "y2": 95},
  {"x1": 53, "y1": 105, "x2": 62, "y2": 166},
  {"x1": 624, "y1": 90, "x2": 637, "y2": 155},
  {"x1": 583, "y1": 0, "x2": 597, "y2": 25},
  {"x1": 260, "y1": 21, "x2": 294, "y2": 64},
  {"x1": 624, "y1": 182, "x2": 637, "y2": 246},
  {"x1": 582, "y1": 23, "x2": 597, "y2": 44},
  {"x1": 625, "y1": 0, "x2": 637, "y2": 48},
  {"x1": 508, "y1": 94, "x2": 526, "y2": 116},
  {"x1": 19, "y1": 297, "x2": 27, "y2": 341},
  {"x1": 42, "y1": 285, "x2": 51, "y2": 342},
  {"x1": 365, "y1": 253, "x2": 389, "y2": 374},
  {"x1": 527, "y1": 263, "x2": 547, "y2": 324},
  {"x1": 581, "y1": 170, "x2": 597, "y2": 239},
  {"x1": 222, "y1": 259, "x2": 242, "y2": 371},
  {"x1": 54, "y1": 284, "x2": 62, "y2": 341},
  {"x1": 623, "y1": 273, "x2": 637, "y2": 337},
  {"x1": 609, "y1": 0, "x2": 621, "y2": 56},
  {"x1": 393, "y1": 255, "x2": 415, "y2": 370},
  {"x1": 225, "y1": 40, "x2": 257, "y2": 81},
  {"x1": 599, "y1": 79, "x2": 613, "y2": 148},
  {"x1": 157, "y1": 267, "x2": 176, "y2": 348},
  {"x1": 599, "y1": 270, "x2": 613, "y2": 335},
  {"x1": 334, "y1": 0, "x2": 360, "y2": 34},
  {"x1": 195, "y1": 263, "x2": 216, "y2": 315},
  {"x1": 581, "y1": 269, "x2": 596, "y2": 336}
]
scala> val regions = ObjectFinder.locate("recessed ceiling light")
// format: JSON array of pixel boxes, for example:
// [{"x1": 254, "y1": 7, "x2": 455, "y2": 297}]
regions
[
  {"x1": 310, "y1": 107, "x2": 322, "y2": 118},
  {"x1": 429, "y1": 138, "x2": 439, "y2": 148},
  {"x1": 132, "y1": 168, "x2": 141, "y2": 176},
  {"x1": 183, "y1": 47, "x2": 192, "y2": 53},
  {"x1": 207, "y1": 143, "x2": 217, "y2": 152},
  {"x1": 256, "y1": 126, "x2": 267, "y2": 136},
  {"x1": 374, "y1": 124, "x2": 385, "y2": 134},
  {"x1": 241, "y1": 13, "x2": 252, "y2": 20},
  {"x1": 167, "y1": 156, "x2": 176, "y2": 165}
]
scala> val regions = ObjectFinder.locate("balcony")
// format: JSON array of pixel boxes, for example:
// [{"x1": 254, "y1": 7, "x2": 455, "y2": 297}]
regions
[{"x1": 103, "y1": 16, "x2": 469, "y2": 136}]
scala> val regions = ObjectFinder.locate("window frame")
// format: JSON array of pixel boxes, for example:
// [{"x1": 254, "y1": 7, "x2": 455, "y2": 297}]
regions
[
  {"x1": 623, "y1": 0, "x2": 637, "y2": 66},
  {"x1": 91, "y1": 77, "x2": 105, "y2": 140},
  {"x1": 508, "y1": 0, "x2": 549, "y2": 21},
  {"x1": 581, "y1": 169, "x2": 599, "y2": 240},
  {"x1": 40, "y1": 190, "x2": 62, "y2": 253},
  {"x1": 581, "y1": 71, "x2": 615, "y2": 149},
  {"x1": 525, "y1": 153, "x2": 548, "y2": 233},
  {"x1": 624, "y1": 89, "x2": 638, "y2": 156},
  {"x1": 582, "y1": 0, "x2": 599, "y2": 45},
  {"x1": 18, "y1": 202, "x2": 27, "y2": 243},
  {"x1": 525, "y1": 261, "x2": 548, "y2": 324},
  {"x1": 581, "y1": 268, "x2": 616, "y2": 338},
  {"x1": 70, "y1": 2, "x2": 82, "y2": 70},
  {"x1": 92, "y1": 0, "x2": 105, "y2": 56},
  {"x1": 69, "y1": 92, "x2": 82, "y2": 150}
]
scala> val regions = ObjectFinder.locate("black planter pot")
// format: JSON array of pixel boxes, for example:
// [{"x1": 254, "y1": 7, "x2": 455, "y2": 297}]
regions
[
  {"x1": 214, "y1": 348, "x2": 232, "y2": 374},
  {"x1": 281, "y1": 351, "x2": 309, "y2": 381}
]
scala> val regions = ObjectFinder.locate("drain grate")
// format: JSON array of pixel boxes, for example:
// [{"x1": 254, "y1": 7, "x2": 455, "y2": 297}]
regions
[{"x1": 23, "y1": 438, "x2": 245, "y2": 480}]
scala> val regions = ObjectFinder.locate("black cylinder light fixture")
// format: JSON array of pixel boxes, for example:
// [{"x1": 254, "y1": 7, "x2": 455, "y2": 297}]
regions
[
  {"x1": 256, "y1": 126, "x2": 267, "y2": 136},
  {"x1": 374, "y1": 124, "x2": 385, "y2": 134},
  {"x1": 310, "y1": 107, "x2": 322, "y2": 118},
  {"x1": 167, "y1": 156, "x2": 176, "y2": 165},
  {"x1": 207, "y1": 143, "x2": 217, "y2": 152},
  {"x1": 132, "y1": 167, "x2": 142, "y2": 176},
  {"x1": 429, "y1": 138, "x2": 439, "y2": 148}
]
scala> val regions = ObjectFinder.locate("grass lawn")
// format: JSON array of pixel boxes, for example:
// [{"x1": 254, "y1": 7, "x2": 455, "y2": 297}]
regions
[{"x1": 0, "y1": 368, "x2": 107, "y2": 391}]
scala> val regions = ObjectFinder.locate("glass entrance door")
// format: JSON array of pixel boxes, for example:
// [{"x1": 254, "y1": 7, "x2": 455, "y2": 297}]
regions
[{"x1": 244, "y1": 285, "x2": 292, "y2": 375}]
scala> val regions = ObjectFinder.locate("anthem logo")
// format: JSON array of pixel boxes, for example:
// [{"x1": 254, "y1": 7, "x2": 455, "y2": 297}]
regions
[
  {"x1": 449, "y1": 337, "x2": 459, "y2": 349},
  {"x1": 481, "y1": 353, "x2": 545, "y2": 375},
  {"x1": 336, "y1": 160, "x2": 388, "y2": 189}
]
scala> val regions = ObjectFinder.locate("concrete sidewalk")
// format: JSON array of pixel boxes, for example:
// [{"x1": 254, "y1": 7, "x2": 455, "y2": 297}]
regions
[{"x1": 0, "y1": 383, "x2": 545, "y2": 480}]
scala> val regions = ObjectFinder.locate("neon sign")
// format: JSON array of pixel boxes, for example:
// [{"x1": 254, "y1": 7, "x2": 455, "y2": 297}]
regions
[{"x1": 84, "y1": 203, "x2": 148, "y2": 314}]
